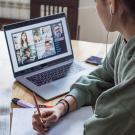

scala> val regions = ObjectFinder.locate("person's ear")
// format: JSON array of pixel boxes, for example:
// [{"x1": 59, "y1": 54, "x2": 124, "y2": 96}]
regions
[{"x1": 109, "y1": 0, "x2": 116, "y2": 15}]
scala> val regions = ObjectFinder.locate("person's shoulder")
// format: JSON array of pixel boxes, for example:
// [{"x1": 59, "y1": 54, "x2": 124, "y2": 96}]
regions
[
  {"x1": 124, "y1": 36, "x2": 135, "y2": 60},
  {"x1": 113, "y1": 33, "x2": 124, "y2": 47},
  {"x1": 110, "y1": 33, "x2": 124, "y2": 54}
]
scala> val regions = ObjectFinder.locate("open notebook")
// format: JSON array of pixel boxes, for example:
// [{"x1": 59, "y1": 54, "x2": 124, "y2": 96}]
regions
[
  {"x1": 11, "y1": 106, "x2": 93, "y2": 135},
  {"x1": 0, "y1": 89, "x2": 11, "y2": 135}
]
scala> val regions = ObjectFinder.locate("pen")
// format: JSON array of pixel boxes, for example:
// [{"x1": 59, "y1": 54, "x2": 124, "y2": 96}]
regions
[
  {"x1": 32, "y1": 93, "x2": 45, "y2": 126},
  {"x1": 12, "y1": 98, "x2": 53, "y2": 108},
  {"x1": 32, "y1": 93, "x2": 42, "y2": 117}
]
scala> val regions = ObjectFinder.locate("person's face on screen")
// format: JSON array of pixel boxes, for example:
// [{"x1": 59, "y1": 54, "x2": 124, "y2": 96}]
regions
[
  {"x1": 54, "y1": 25, "x2": 61, "y2": 35},
  {"x1": 45, "y1": 41, "x2": 52, "y2": 50},
  {"x1": 21, "y1": 32, "x2": 27, "y2": 42},
  {"x1": 25, "y1": 49, "x2": 31, "y2": 58},
  {"x1": 16, "y1": 50, "x2": 22, "y2": 63},
  {"x1": 16, "y1": 50, "x2": 20, "y2": 56},
  {"x1": 34, "y1": 34, "x2": 40, "y2": 43}
]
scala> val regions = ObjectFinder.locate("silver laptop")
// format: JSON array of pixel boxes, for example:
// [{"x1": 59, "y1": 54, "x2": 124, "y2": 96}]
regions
[{"x1": 4, "y1": 13, "x2": 92, "y2": 100}]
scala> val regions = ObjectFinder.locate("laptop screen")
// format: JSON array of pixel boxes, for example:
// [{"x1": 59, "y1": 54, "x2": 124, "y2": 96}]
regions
[{"x1": 4, "y1": 13, "x2": 73, "y2": 74}]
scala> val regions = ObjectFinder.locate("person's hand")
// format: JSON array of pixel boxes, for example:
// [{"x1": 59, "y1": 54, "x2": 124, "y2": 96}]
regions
[
  {"x1": 32, "y1": 104, "x2": 65, "y2": 134},
  {"x1": 32, "y1": 95, "x2": 77, "y2": 134}
]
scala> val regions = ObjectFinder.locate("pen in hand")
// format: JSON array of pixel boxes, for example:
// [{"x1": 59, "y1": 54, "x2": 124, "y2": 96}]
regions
[{"x1": 32, "y1": 93, "x2": 46, "y2": 127}]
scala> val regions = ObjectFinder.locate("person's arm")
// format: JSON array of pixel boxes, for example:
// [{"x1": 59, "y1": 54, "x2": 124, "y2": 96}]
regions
[
  {"x1": 55, "y1": 95, "x2": 77, "y2": 116},
  {"x1": 68, "y1": 35, "x2": 122, "y2": 108},
  {"x1": 32, "y1": 94, "x2": 78, "y2": 134},
  {"x1": 83, "y1": 43, "x2": 135, "y2": 135},
  {"x1": 56, "y1": 34, "x2": 122, "y2": 115},
  {"x1": 32, "y1": 48, "x2": 116, "y2": 134},
  {"x1": 32, "y1": 34, "x2": 122, "y2": 134}
]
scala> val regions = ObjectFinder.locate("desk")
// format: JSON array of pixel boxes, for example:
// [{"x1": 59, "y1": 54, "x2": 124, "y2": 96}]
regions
[{"x1": 0, "y1": 31, "x2": 112, "y2": 108}]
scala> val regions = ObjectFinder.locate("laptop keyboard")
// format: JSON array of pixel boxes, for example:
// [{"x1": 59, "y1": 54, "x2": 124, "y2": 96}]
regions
[{"x1": 27, "y1": 63, "x2": 85, "y2": 86}]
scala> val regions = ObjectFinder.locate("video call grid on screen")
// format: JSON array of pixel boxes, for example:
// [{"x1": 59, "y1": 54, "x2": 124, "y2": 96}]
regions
[
  {"x1": 12, "y1": 21, "x2": 66, "y2": 66},
  {"x1": 5, "y1": 17, "x2": 72, "y2": 73}
]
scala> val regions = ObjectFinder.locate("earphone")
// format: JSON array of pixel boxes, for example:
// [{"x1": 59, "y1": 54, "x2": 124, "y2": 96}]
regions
[
  {"x1": 109, "y1": 5, "x2": 113, "y2": 15},
  {"x1": 105, "y1": 5, "x2": 113, "y2": 59},
  {"x1": 109, "y1": 5, "x2": 115, "y2": 15}
]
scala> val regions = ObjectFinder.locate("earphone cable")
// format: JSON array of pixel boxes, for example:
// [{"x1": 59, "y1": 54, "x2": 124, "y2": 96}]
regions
[{"x1": 105, "y1": 9, "x2": 113, "y2": 60}]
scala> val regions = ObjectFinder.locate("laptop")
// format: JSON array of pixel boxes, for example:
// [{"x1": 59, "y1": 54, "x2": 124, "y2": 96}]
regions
[{"x1": 4, "y1": 13, "x2": 93, "y2": 100}]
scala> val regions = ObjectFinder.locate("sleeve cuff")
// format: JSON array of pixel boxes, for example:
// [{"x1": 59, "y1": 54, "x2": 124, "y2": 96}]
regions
[{"x1": 69, "y1": 88, "x2": 91, "y2": 109}]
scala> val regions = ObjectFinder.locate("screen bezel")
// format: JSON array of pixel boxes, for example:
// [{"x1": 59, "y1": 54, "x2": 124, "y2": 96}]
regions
[{"x1": 4, "y1": 13, "x2": 73, "y2": 77}]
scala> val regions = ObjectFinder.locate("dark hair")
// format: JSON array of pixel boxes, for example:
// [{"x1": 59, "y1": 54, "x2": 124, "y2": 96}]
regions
[
  {"x1": 122, "y1": 0, "x2": 135, "y2": 16},
  {"x1": 21, "y1": 32, "x2": 28, "y2": 46},
  {"x1": 45, "y1": 40, "x2": 52, "y2": 46},
  {"x1": 24, "y1": 48, "x2": 30, "y2": 53},
  {"x1": 120, "y1": 0, "x2": 135, "y2": 23}
]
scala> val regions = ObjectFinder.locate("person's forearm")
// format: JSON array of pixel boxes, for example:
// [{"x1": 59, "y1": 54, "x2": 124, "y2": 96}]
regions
[
  {"x1": 55, "y1": 95, "x2": 77, "y2": 117},
  {"x1": 64, "y1": 95, "x2": 77, "y2": 112}
]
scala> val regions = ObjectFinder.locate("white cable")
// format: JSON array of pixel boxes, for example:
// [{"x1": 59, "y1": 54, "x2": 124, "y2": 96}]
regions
[
  {"x1": 105, "y1": 31, "x2": 109, "y2": 57},
  {"x1": 105, "y1": 6, "x2": 113, "y2": 57}
]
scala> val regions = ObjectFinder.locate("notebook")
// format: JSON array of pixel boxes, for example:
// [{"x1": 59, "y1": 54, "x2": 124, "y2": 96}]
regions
[
  {"x1": 11, "y1": 106, "x2": 93, "y2": 135},
  {"x1": 4, "y1": 13, "x2": 93, "y2": 100}
]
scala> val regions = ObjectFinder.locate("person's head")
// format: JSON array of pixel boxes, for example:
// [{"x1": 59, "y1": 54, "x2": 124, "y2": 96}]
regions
[
  {"x1": 96, "y1": 0, "x2": 135, "y2": 32},
  {"x1": 13, "y1": 36, "x2": 18, "y2": 45},
  {"x1": 45, "y1": 40, "x2": 52, "y2": 50},
  {"x1": 16, "y1": 50, "x2": 22, "y2": 62},
  {"x1": 33, "y1": 32, "x2": 41, "y2": 43},
  {"x1": 53, "y1": 24, "x2": 61, "y2": 34},
  {"x1": 16, "y1": 50, "x2": 20, "y2": 56},
  {"x1": 24, "y1": 48, "x2": 31, "y2": 58},
  {"x1": 21, "y1": 32, "x2": 28, "y2": 46},
  {"x1": 42, "y1": 27, "x2": 47, "y2": 34}
]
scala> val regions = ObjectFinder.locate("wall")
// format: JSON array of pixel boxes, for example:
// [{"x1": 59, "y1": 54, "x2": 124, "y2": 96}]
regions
[{"x1": 78, "y1": 0, "x2": 118, "y2": 43}]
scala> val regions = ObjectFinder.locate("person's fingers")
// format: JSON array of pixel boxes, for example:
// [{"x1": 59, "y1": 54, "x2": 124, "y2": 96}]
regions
[
  {"x1": 41, "y1": 109, "x2": 58, "y2": 122},
  {"x1": 34, "y1": 110, "x2": 38, "y2": 114},
  {"x1": 33, "y1": 126, "x2": 42, "y2": 133},
  {"x1": 33, "y1": 109, "x2": 59, "y2": 130},
  {"x1": 44, "y1": 114, "x2": 58, "y2": 122},
  {"x1": 32, "y1": 118, "x2": 50, "y2": 134},
  {"x1": 32, "y1": 113, "x2": 43, "y2": 125},
  {"x1": 33, "y1": 122, "x2": 48, "y2": 131},
  {"x1": 33, "y1": 112, "x2": 39, "y2": 119},
  {"x1": 32, "y1": 110, "x2": 51, "y2": 134},
  {"x1": 41, "y1": 109, "x2": 53, "y2": 117},
  {"x1": 43, "y1": 121, "x2": 55, "y2": 128},
  {"x1": 32, "y1": 114, "x2": 47, "y2": 130},
  {"x1": 32, "y1": 120, "x2": 44, "y2": 133}
]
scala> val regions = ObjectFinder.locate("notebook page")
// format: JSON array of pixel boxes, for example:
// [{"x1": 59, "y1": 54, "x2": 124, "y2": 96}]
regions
[{"x1": 11, "y1": 106, "x2": 93, "y2": 135}]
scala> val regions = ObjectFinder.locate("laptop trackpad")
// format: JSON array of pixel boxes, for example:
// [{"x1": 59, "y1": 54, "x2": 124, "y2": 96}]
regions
[
  {"x1": 38, "y1": 84, "x2": 59, "y2": 99},
  {"x1": 52, "y1": 75, "x2": 79, "y2": 91}
]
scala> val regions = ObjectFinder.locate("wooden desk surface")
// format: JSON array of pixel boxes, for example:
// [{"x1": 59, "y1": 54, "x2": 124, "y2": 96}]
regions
[{"x1": 0, "y1": 31, "x2": 111, "y2": 108}]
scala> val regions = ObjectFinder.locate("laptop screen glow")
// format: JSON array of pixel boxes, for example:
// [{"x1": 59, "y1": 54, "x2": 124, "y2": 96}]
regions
[{"x1": 5, "y1": 16, "x2": 72, "y2": 73}]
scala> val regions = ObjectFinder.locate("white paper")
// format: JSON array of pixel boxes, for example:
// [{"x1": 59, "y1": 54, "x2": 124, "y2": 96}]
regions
[
  {"x1": 0, "y1": 88, "x2": 11, "y2": 115},
  {"x1": 11, "y1": 106, "x2": 93, "y2": 135},
  {"x1": 0, "y1": 115, "x2": 10, "y2": 135},
  {"x1": 0, "y1": 88, "x2": 11, "y2": 135}
]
